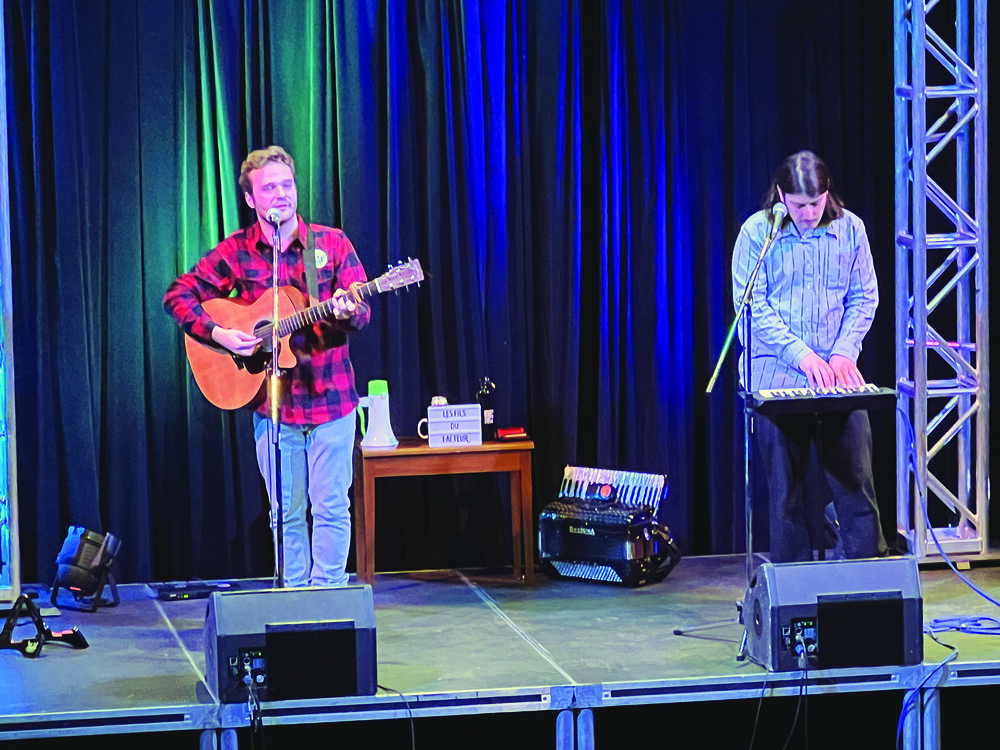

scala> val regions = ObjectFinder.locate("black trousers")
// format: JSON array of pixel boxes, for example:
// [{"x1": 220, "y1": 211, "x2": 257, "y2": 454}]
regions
[{"x1": 755, "y1": 409, "x2": 887, "y2": 563}]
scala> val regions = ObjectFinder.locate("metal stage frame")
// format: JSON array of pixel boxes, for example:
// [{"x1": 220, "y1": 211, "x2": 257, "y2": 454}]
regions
[
  {"x1": 893, "y1": 1, "x2": 990, "y2": 559},
  {"x1": 2, "y1": 561, "x2": 999, "y2": 750}
]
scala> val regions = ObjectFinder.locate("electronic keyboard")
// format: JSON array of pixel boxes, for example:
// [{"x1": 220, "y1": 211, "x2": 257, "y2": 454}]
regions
[{"x1": 747, "y1": 385, "x2": 897, "y2": 416}]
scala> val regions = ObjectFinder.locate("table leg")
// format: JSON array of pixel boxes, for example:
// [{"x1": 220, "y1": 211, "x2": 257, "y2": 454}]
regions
[
  {"x1": 519, "y1": 451, "x2": 534, "y2": 584},
  {"x1": 510, "y1": 470, "x2": 523, "y2": 581},
  {"x1": 361, "y1": 468, "x2": 376, "y2": 584},
  {"x1": 352, "y1": 449, "x2": 366, "y2": 583}
]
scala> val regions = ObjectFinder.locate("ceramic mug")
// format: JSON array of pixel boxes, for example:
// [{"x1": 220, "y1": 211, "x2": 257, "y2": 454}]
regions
[{"x1": 417, "y1": 396, "x2": 449, "y2": 439}]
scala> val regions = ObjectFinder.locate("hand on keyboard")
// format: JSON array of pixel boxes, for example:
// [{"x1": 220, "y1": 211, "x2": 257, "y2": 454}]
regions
[
  {"x1": 799, "y1": 352, "x2": 836, "y2": 391},
  {"x1": 830, "y1": 354, "x2": 866, "y2": 389}
]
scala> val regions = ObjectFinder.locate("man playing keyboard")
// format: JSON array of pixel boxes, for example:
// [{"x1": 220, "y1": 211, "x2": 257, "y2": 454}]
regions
[{"x1": 732, "y1": 150, "x2": 887, "y2": 563}]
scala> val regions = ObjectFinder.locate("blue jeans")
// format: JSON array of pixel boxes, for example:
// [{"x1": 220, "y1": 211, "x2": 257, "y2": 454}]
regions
[
  {"x1": 253, "y1": 411, "x2": 356, "y2": 586},
  {"x1": 755, "y1": 409, "x2": 887, "y2": 562}
]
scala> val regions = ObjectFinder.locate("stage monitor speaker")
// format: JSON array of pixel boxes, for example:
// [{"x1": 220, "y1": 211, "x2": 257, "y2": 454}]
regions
[
  {"x1": 741, "y1": 557, "x2": 923, "y2": 672},
  {"x1": 204, "y1": 585, "x2": 376, "y2": 703}
]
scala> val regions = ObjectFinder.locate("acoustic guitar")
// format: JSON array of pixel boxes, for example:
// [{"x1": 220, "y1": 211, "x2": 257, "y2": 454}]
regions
[{"x1": 184, "y1": 258, "x2": 423, "y2": 409}]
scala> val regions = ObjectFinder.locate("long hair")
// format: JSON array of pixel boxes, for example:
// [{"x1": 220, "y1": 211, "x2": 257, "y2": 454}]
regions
[
  {"x1": 762, "y1": 150, "x2": 844, "y2": 224},
  {"x1": 238, "y1": 145, "x2": 296, "y2": 195}
]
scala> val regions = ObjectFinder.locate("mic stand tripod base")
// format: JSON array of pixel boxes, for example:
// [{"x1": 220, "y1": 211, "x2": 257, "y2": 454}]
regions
[
  {"x1": 671, "y1": 602, "x2": 742, "y2": 637},
  {"x1": 737, "y1": 629, "x2": 749, "y2": 661}
]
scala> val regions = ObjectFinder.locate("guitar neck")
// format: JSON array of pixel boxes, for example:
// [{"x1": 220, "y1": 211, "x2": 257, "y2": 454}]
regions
[
  {"x1": 275, "y1": 280, "x2": 381, "y2": 338},
  {"x1": 255, "y1": 258, "x2": 422, "y2": 340}
]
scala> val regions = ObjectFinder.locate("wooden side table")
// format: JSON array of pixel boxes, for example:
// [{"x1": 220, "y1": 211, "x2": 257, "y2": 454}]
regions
[{"x1": 352, "y1": 437, "x2": 535, "y2": 584}]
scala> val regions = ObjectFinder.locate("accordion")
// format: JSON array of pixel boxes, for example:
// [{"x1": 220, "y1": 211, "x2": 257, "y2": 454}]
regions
[{"x1": 538, "y1": 465, "x2": 681, "y2": 587}]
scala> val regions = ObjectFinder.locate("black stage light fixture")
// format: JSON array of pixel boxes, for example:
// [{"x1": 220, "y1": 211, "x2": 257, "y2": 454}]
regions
[{"x1": 50, "y1": 526, "x2": 121, "y2": 612}]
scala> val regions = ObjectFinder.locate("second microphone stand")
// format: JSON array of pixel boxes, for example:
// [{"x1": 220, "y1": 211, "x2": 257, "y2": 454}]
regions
[
  {"x1": 705, "y1": 206, "x2": 784, "y2": 585},
  {"x1": 674, "y1": 207, "x2": 784, "y2": 640}
]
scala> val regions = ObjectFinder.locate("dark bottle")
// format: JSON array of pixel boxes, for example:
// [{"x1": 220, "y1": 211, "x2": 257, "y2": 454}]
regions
[{"x1": 476, "y1": 377, "x2": 497, "y2": 440}]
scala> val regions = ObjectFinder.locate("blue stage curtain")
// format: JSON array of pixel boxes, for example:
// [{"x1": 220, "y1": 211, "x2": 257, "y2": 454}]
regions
[{"x1": 3, "y1": 0, "x2": 897, "y2": 583}]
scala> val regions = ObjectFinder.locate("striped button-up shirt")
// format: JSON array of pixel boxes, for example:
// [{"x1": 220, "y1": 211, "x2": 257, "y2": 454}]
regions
[
  {"x1": 731, "y1": 208, "x2": 878, "y2": 391},
  {"x1": 164, "y1": 217, "x2": 370, "y2": 424}
]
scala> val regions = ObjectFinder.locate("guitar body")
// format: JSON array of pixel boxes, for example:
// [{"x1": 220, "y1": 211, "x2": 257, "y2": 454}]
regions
[{"x1": 184, "y1": 288, "x2": 305, "y2": 410}]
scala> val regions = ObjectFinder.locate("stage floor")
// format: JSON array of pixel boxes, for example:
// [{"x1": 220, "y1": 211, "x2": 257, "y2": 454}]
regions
[{"x1": 1, "y1": 555, "x2": 998, "y2": 748}]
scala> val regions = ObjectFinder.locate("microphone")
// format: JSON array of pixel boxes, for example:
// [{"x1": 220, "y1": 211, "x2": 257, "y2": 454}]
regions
[
  {"x1": 769, "y1": 201, "x2": 788, "y2": 233},
  {"x1": 265, "y1": 208, "x2": 281, "y2": 226}
]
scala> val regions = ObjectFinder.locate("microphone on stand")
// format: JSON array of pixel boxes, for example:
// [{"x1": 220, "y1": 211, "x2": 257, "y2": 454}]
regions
[
  {"x1": 265, "y1": 208, "x2": 285, "y2": 253},
  {"x1": 768, "y1": 201, "x2": 788, "y2": 237},
  {"x1": 706, "y1": 200, "x2": 789, "y2": 395}
]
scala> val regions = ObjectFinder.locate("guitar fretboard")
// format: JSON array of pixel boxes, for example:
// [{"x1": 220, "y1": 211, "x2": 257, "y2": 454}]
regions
[
  {"x1": 274, "y1": 280, "x2": 381, "y2": 338},
  {"x1": 257, "y1": 258, "x2": 422, "y2": 340}
]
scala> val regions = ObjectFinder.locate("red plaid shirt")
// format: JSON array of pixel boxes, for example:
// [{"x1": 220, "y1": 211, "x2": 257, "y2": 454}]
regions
[{"x1": 164, "y1": 217, "x2": 370, "y2": 424}]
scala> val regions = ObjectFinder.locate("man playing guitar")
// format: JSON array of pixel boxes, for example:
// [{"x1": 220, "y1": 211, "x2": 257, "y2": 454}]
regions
[{"x1": 164, "y1": 145, "x2": 370, "y2": 587}]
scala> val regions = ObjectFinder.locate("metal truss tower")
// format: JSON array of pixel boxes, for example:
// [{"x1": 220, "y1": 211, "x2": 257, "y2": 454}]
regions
[{"x1": 894, "y1": 0, "x2": 989, "y2": 560}]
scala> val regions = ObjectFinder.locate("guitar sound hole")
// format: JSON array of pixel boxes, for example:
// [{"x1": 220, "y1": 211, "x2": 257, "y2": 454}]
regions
[{"x1": 252, "y1": 320, "x2": 274, "y2": 347}]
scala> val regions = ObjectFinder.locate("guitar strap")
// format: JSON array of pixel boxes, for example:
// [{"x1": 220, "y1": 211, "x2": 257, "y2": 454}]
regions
[{"x1": 303, "y1": 226, "x2": 319, "y2": 304}]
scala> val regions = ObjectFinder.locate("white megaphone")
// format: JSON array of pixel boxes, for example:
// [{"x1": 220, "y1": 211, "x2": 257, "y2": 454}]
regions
[{"x1": 358, "y1": 379, "x2": 399, "y2": 448}]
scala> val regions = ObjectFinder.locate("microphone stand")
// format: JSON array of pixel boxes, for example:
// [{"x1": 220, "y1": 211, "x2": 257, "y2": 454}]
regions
[
  {"x1": 268, "y1": 219, "x2": 284, "y2": 588},
  {"x1": 674, "y1": 210, "x2": 782, "y2": 641},
  {"x1": 706, "y1": 209, "x2": 783, "y2": 583}
]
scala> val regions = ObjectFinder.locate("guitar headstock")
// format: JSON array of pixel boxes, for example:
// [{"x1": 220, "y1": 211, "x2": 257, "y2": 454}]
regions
[{"x1": 376, "y1": 258, "x2": 424, "y2": 292}]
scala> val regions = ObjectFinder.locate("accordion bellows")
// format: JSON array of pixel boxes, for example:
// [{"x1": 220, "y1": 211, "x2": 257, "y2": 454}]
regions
[{"x1": 538, "y1": 466, "x2": 681, "y2": 587}]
